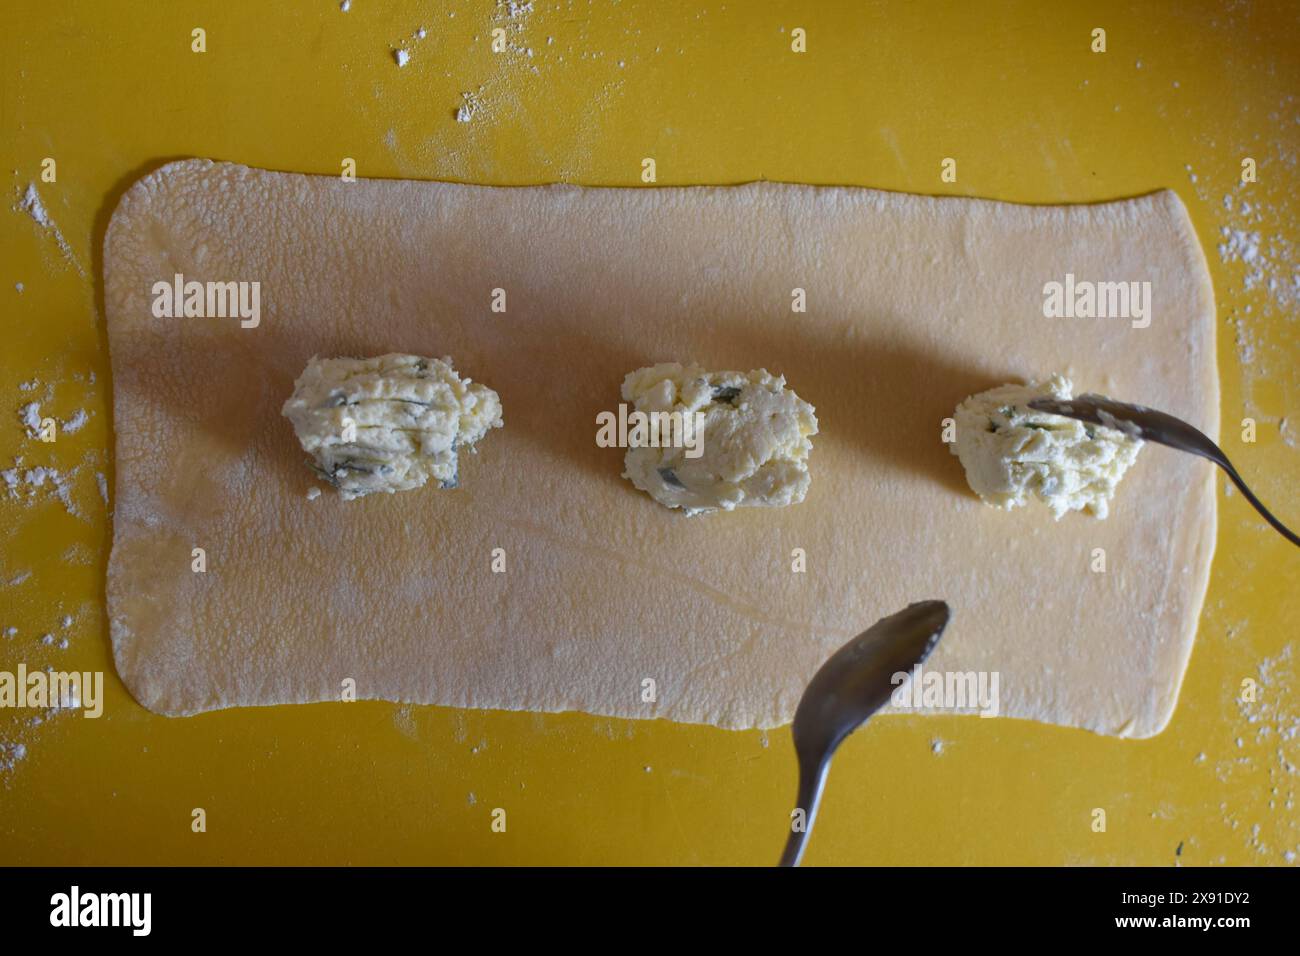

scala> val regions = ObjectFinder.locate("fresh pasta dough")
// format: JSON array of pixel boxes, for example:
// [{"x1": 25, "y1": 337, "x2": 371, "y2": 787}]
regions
[{"x1": 105, "y1": 160, "x2": 1217, "y2": 737}]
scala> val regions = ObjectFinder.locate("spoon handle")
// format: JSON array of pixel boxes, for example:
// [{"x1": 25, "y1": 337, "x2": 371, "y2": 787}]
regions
[
  {"x1": 1213, "y1": 452, "x2": 1300, "y2": 547},
  {"x1": 1028, "y1": 395, "x2": 1299, "y2": 548},
  {"x1": 778, "y1": 758, "x2": 830, "y2": 867}
]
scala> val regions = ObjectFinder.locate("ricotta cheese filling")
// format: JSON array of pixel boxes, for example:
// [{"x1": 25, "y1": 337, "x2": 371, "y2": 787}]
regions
[
  {"x1": 950, "y1": 374, "x2": 1141, "y2": 519},
  {"x1": 621, "y1": 362, "x2": 819, "y2": 515},
  {"x1": 282, "y1": 353, "x2": 502, "y2": 500}
]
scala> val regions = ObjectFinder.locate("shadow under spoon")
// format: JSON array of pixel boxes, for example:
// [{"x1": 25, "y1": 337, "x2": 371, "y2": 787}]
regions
[
  {"x1": 779, "y1": 600, "x2": 951, "y2": 867},
  {"x1": 1028, "y1": 394, "x2": 1298, "y2": 548}
]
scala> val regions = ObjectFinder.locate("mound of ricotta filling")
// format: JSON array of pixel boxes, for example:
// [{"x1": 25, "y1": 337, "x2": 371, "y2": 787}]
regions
[
  {"x1": 620, "y1": 362, "x2": 818, "y2": 516},
  {"x1": 950, "y1": 374, "x2": 1141, "y2": 519},
  {"x1": 282, "y1": 353, "x2": 502, "y2": 500}
]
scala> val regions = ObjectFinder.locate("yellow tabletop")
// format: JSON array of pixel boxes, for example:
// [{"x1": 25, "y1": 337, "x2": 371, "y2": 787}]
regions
[{"x1": 1, "y1": 0, "x2": 1296, "y2": 865}]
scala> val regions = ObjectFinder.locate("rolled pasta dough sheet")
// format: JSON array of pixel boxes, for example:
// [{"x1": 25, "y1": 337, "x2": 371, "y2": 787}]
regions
[{"x1": 104, "y1": 160, "x2": 1217, "y2": 737}]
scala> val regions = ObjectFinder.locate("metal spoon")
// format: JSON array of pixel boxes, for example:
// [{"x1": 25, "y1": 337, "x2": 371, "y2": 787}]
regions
[
  {"x1": 778, "y1": 600, "x2": 951, "y2": 867},
  {"x1": 1028, "y1": 394, "x2": 1299, "y2": 548}
]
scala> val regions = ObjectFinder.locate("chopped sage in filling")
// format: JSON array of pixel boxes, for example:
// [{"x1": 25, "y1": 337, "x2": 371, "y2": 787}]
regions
[
  {"x1": 282, "y1": 353, "x2": 502, "y2": 500},
  {"x1": 621, "y1": 362, "x2": 818, "y2": 515},
  {"x1": 950, "y1": 374, "x2": 1141, "y2": 520}
]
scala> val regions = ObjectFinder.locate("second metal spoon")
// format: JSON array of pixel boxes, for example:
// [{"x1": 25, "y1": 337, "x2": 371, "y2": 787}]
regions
[{"x1": 778, "y1": 600, "x2": 951, "y2": 867}]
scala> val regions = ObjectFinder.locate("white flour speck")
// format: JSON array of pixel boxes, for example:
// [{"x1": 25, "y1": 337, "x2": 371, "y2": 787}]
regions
[
  {"x1": 0, "y1": 742, "x2": 27, "y2": 776},
  {"x1": 1215, "y1": 644, "x2": 1300, "y2": 858},
  {"x1": 455, "y1": 90, "x2": 485, "y2": 123},
  {"x1": 394, "y1": 49, "x2": 410, "y2": 67},
  {"x1": 1, "y1": 459, "x2": 84, "y2": 517},
  {"x1": 15, "y1": 184, "x2": 83, "y2": 275},
  {"x1": 18, "y1": 184, "x2": 51, "y2": 226},
  {"x1": 18, "y1": 402, "x2": 41, "y2": 436},
  {"x1": 62, "y1": 409, "x2": 88, "y2": 434}
]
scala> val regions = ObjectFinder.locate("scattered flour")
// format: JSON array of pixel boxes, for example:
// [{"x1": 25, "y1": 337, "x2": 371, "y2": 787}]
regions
[
  {"x1": 1213, "y1": 188, "x2": 1299, "y2": 312},
  {"x1": 14, "y1": 184, "x2": 84, "y2": 275},
  {"x1": 1185, "y1": 129, "x2": 1299, "y2": 453},
  {"x1": 0, "y1": 460, "x2": 83, "y2": 518},
  {"x1": 61, "y1": 542, "x2": 96, "y2": 565},
  {"x1": 394, "y1": 49, "x2": 410, "y2": 68},
  {"x1": 17, "y1": 184, "x2": 51, "y2": 227},
  {"x1": 8, "y1": 376, "x2": 105, "y2": 515},
  {"x1": 1213, "y1": 644, "x2": 1299, "y2": 861},
  {"x1": 0, "y1": 742, "x2": 27, "y2": 775},
  {"x1": 306, "y1": 487, "x2": 321, "y2": 501},
  {"x1": 1218, "y1": 223, "x2": 1260, "y2": 264},
  {"x1": 392, "y1": 0, "x2": 623, "y2": 182},
  {"x1": 61, "y1": 409, "x2": 88, "y2": 434},
  {"x1": 339, "y1": 0, "x2": 350, "y2": 11},
  {"x1": 18, "y1": 402, "x2": 41, "y2": 437},
  {"x1": 456, "y1": 89, "x2": 486, "y2": 123}
]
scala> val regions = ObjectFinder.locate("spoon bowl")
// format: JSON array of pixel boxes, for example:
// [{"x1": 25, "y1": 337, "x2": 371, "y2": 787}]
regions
[{"x1": 779, "y1": 600, "x2": 951, "y2": 867}]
